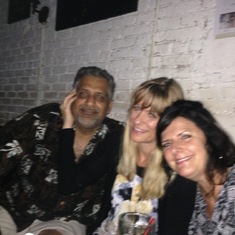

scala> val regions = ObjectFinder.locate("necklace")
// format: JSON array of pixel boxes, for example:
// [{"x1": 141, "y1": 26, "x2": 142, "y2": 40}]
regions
[{"x1": 203, "y1": 186, "x2": 215, "y2": 198}]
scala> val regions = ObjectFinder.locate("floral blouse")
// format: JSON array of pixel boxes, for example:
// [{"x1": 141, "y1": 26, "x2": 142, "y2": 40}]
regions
[
  {"x1": 94, "y1": 170, "x2": 158, "y2": 235},
  {"x1": 188, "y1": 164, "x2": 235, "y2": 235}
]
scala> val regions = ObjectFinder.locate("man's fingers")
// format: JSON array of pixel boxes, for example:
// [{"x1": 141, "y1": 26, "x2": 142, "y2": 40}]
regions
[{"x1": 61, "y1": 90, "x2": 77, "y2": 109}]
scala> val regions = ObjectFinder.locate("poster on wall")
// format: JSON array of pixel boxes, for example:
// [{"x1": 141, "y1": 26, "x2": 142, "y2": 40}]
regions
[{"x1": 215, "y1": 0, "x2": 235, "y2": 38}]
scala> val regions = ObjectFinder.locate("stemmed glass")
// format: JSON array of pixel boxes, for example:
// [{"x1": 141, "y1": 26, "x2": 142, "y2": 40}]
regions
[{"x1": 118, "y1": 212, "x2": 155, "y2": 235}]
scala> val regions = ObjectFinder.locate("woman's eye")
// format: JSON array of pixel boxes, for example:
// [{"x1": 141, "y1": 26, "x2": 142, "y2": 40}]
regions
[
  {"x1": 148, "y1": 112, "x2": 158, "y2": 118},
  {"x1": 161, "y1": 142, "x2": 170, "y2": 148},
  {"x1": 182, "y1": 134, "x2": 191, "y2": 140},
  {"x1": 133, "y1": 105, "x2": 141, "y2": 111}
]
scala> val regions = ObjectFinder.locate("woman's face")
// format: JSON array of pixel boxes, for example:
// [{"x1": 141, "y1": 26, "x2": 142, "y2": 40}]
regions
[
  {"x1": 160, "y1": 117, "x2": 209, "y2": 182},
  {"x1": 129, "y1": 102, "x2": 159, "y2": 146}
]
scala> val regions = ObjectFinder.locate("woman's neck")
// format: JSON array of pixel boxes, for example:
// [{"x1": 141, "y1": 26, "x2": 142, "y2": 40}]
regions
[
  {"x1": 199, "y1": 182, "x2": 222, "y2": 219},
  {"x1": 136, "y1": 144, "x2": 155, "y2": 167},
  {"x1": 198, "y1": 169, "x2": 231, "y2": 219}
]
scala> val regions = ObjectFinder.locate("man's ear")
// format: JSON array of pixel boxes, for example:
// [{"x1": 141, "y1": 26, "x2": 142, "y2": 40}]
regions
[{"x1": 107, "y1": 101, "x2": 113, "y2": 114}]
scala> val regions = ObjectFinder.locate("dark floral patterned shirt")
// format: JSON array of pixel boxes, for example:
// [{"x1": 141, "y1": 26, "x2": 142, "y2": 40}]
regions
[{"x1": 0, "y1": 103, "x2": 124, "y2": 233}]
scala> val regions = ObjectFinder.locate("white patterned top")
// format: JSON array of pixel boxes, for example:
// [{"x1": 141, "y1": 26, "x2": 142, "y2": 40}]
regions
[{"x1": 94, "y1": 172, "x2": 158, "y2": 235}]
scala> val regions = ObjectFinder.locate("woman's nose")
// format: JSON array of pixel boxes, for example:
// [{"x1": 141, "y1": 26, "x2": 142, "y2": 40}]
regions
[
  {"x1": 134, "y1": 111, "x2": 146, "y2": 124},
  {"x1": 171, "y1": 141, "x2": 182, "y2": 154}
]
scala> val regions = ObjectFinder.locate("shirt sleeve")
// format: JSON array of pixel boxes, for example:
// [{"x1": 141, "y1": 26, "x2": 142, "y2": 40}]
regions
[
  {"x1": 0, "y1": 103, "x2": 61, "y2": 177},
  {"x1": 0, "y1": 112, "x2": 35, "y2": 176}
]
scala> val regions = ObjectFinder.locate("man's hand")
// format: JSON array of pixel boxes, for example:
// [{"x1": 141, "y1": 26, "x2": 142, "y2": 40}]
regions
[{"x1": 60, "y1": 89, "x2": 77, "y2": 128}]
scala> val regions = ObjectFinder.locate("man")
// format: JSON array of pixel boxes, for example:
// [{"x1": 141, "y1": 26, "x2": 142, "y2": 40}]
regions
[{"x1": 0, "y1": 66, "x2": 124, "y2": 235}]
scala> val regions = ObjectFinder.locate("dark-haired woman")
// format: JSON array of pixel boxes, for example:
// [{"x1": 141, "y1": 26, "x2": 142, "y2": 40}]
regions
[{"x1": 157, "y1": 100, "x2": 235, "y2": 234}]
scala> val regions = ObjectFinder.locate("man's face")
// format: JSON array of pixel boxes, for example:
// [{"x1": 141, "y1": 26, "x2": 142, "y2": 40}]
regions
[{"x1": 71, "y1": 75, "x2": 112, "y2": 130}]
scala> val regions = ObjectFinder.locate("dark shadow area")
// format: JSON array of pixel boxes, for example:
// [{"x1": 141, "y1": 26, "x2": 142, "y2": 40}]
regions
[
  {"x1": 8, "y1": 0, "x2": 31, "y2": 23},
  {"x1": 56, "y1": 0, "x2": 138, "y2": 31}
]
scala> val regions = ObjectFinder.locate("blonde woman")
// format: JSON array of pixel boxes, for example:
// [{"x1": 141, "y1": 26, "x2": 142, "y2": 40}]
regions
[{"x1": 94, "y1": 77, "x2": 185, "y2": 235}]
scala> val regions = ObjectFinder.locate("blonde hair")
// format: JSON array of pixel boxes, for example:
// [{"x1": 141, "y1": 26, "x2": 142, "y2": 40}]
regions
[{"x1": 117, "y1": 77, "x2": 184, "y2": 199}]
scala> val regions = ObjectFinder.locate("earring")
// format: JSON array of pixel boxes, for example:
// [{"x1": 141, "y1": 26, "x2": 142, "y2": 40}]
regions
[{"x1": 219, "y1": 156, "x2": 223, "y2": 160}]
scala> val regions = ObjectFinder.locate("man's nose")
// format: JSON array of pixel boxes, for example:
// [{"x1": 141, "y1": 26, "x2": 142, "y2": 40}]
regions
[{"x1": 85, "y1": 94, "x2": 95, "y2": 105}]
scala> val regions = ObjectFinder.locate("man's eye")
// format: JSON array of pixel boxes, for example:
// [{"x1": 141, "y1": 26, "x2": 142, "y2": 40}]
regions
[
  {"x1": 95, "y1": 94, "x2": 106, "y2": 102},
  {"x1": 77, "y1": 91, "x2": 88, "y2": 98}
]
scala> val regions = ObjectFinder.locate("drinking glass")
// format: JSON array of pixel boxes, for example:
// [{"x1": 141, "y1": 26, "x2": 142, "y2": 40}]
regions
[{"x1": 118, "y1": 212, "x2": 155, "y2": 235}]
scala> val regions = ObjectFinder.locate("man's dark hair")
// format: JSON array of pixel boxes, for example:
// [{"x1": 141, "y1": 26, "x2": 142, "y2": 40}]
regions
[{"x1": 73, "y1": 66, "x2": 116, "y2": 100}]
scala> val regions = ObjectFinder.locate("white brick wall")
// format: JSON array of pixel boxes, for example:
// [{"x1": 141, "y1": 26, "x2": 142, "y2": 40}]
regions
[
  {"x1": 0, "y1": 0, "x2": 235, "y2": 140},
  {"x1": 153, "y1": 0, "x2": 235, "y2": 140}
]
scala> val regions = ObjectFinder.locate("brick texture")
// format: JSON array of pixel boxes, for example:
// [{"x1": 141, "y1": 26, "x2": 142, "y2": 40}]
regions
[{"x1": 0, "y1": 0, "x2": 235, "y2": 139}]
